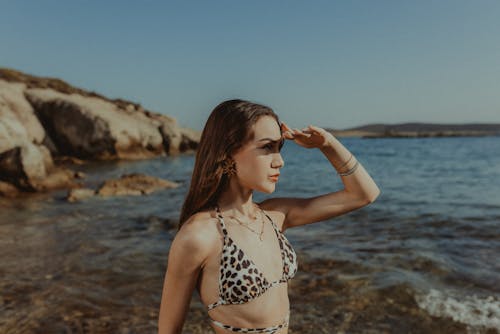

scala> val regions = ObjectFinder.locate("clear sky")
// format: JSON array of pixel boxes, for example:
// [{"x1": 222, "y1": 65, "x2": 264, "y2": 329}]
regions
[{"x1": 1, "y1": 1, "x2": 499, "y2": 131}]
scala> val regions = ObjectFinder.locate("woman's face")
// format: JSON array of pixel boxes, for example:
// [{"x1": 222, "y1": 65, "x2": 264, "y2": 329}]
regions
[{"x1": 232, "y1": 116, "x2": 285, "y2": 194}]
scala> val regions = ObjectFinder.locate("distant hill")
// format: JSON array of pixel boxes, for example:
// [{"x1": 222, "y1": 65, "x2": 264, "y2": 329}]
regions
[{"x1": 327, "y1": 122, "x2": 500, "y2": 138}]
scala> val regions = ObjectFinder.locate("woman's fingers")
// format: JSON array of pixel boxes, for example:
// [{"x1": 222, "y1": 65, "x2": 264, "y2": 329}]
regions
[
  {"x1": 308, "y1": 125, "x2": 325, "y2": 134},
  {"x1": 292, "y1": 128, "x2": 311, "y2": 137},
  {"x1": 281, "y1": 123, "x2": 321, "y2": 139},
  {"x1": 281, "y1": 123, "x2": 329, "y2": 148}
]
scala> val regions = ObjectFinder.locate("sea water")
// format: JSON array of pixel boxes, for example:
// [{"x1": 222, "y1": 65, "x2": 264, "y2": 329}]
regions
[{"x1": 1, "y1": 136, "x2": 499, "y2": 333}]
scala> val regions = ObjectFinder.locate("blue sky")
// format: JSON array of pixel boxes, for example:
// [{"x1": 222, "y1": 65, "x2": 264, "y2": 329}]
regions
[{"x1": 1, "y1": 1, "x2": 499, "y2": 130}]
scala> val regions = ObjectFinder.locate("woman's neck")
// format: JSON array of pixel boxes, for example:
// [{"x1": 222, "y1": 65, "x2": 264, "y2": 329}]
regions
[{"x1": 217, "y1": 187, "x2": 255, "y2": 217}]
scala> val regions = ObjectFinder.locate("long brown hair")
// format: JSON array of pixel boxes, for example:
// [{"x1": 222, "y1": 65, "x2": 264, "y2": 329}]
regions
[{"x1": 178, "y1": 99, "x2": 282, "y2": 229}]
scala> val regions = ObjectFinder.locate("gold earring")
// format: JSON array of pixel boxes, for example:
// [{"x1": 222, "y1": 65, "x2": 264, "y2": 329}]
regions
[{"x1": 221, "y1": 158, "x2": 236, "y2": 176}]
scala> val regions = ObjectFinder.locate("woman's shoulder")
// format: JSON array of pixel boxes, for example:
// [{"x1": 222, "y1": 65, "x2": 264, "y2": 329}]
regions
[
  {"x1": 174, "y1": 210, "x2": 221, "y2": 254},
  {"x1": 257, "y1": 198, "x2": 287, "y2": 231},
  {"x1": 168, "y1": 211, "x2": 221, "y2": 272}
]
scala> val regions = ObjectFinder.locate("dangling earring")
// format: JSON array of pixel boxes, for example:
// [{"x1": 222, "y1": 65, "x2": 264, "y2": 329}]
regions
[{"x1": 221, "y1": 158, "x2": 236, "y2": 176}]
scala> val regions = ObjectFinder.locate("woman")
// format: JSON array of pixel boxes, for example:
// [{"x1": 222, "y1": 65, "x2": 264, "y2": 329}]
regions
[{"x1": 158, "y1": 99, "x2": 380, "y2": 333}]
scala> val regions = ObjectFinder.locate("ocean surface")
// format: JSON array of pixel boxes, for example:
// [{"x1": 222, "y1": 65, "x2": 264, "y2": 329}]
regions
[{"x1": 1, "y1": 136, "x2": 499, "y2": 333}]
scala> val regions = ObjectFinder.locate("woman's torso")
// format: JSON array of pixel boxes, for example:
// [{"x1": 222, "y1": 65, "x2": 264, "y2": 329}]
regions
[{"x1": 194, "y1": 207, "x2": 291, "y2": 333}]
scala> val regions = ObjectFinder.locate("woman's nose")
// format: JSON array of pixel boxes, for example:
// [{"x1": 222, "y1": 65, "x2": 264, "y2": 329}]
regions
[{"x1": 272, "y1": 153, "x2": 284, "y2": 168}]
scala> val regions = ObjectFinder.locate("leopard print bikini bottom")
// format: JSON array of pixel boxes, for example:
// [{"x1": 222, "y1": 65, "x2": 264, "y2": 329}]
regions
[{"x1": 210, "y1": 311, "x2": 289, "y2": 333}]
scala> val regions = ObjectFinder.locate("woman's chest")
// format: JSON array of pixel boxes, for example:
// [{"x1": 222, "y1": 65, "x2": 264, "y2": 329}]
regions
[
  {"x1": 198, "y1": 218, "x2": 286, "y2": 302},
  {"x1": 221, "y1": 219, "x2": 285, "y2": 282}
]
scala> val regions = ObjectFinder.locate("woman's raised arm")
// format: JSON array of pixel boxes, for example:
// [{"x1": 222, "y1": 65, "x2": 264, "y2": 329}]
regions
[
  {"x1": 158, "y1": 219, "x2": 213, "y2": 334},
  {"x1": 260, "y1": 123, "x2": 380, "y2": 230}
]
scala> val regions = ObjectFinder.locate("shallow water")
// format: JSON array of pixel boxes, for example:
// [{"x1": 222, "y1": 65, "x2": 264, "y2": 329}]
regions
[{"x1": 1, "y1": 136, "x2": 499, "y2": 333}]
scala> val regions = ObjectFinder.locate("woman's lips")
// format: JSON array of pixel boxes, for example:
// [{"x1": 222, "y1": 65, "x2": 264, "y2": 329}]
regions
[{"x1": 269, "y1": 175, "x2": 279, "y2": 182}]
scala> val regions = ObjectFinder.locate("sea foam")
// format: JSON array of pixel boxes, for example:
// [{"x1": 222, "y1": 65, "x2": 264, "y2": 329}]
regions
[{"x1": 415, "y1": 288, "x2": 500, "y2": 333}]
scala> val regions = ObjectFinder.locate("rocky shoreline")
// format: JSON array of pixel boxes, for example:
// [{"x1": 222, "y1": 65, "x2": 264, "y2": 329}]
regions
[
  {"x1": 0, "y1": 68, "x2": 200, "y2": 198},
  {"x1": 0, "y1": 250, "x2": 468, "y2": 334}
]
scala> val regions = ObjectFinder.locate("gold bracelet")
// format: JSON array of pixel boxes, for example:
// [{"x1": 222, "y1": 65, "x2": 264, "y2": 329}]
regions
[
  {"x1": 338, "y1": 160, "x2": 359, "y2": 176},
  {"x1": 338, "y1": 154, "x2": 353, "y2": 170}
]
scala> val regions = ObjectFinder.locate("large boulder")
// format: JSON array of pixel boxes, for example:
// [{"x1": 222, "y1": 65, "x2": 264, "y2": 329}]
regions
[
  {"x1": 0, "y1": 80, "x2": 45, "y2": 145},
  {"x1": 0, "y1": 142, "x2": 74, "y2": 192},
  {"x1": 25, "y1": 88, "x2": 165, "y2": 160}
]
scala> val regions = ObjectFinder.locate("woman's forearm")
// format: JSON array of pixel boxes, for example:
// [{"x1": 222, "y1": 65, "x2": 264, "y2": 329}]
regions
[{"x1": 319, "y1": 135, "x2": 380, "y2": 202}]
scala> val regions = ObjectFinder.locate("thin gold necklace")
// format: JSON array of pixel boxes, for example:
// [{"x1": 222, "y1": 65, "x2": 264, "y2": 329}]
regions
[
  {"x1": 219, "y1": 204, "x2": 266, "y2": 241},
  {"x1": 230, "y1": 210, "x2": 265, "y2": 241}
]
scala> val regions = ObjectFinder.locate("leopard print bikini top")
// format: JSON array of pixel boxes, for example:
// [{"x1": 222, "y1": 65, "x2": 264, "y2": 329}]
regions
[{"x1": 207, "y1": 205, "x2": 298, "y2": 311}]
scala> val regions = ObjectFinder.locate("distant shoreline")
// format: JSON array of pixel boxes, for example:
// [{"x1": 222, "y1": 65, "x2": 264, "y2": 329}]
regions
[{"x1": 327, "y1": 123, "x2": 500, "y2": 138}]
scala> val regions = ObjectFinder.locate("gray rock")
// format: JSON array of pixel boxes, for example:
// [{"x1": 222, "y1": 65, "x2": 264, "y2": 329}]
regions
[
  {"x1": 0, "y1": 80, "x2": 45, "y2": 145},
  {"x1": 25, "y1": 88, "x2": 165, "y2": 160},
  {"x1": 0, "y1": 142, "x2": 74, "y2": 191}
]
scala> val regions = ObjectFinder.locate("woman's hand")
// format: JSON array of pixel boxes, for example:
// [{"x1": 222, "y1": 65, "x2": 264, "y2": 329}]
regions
[{"x1": 281, "y1": 122, "x2": 335, "y2": 149}]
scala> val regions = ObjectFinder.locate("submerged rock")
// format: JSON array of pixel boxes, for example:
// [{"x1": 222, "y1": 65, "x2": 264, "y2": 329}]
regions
[
  {"x1": 97, "y1": 173, "x2": 179, "y2": 196},
  {"x1": 67, "y1": 188, "x2": 96, "y2": 202},
  {"x1": 66, "y1": 173, "x2": 179, "y2": 201}
]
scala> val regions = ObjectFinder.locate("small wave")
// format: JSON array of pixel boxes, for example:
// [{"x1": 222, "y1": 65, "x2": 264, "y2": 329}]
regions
[{"x1": 415, "y1": 289, "x2": 500, "y2": 332}]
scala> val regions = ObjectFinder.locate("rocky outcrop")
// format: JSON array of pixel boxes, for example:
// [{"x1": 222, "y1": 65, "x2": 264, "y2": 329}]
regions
[
  {"x1": 0, "y1": 68, "x2": 200, "y2": 197},
  {"x1": 25, "y1": 88, "x2": 165, "y2": 160}
]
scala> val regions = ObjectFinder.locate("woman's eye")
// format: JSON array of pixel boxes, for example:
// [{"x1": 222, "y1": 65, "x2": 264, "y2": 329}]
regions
[
  {"x1": 261, "y1": 144, "x2": 272, "y2": 151},
  {"x1": 263, "y1": 143, "x2": 282, "y2": 152}
]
